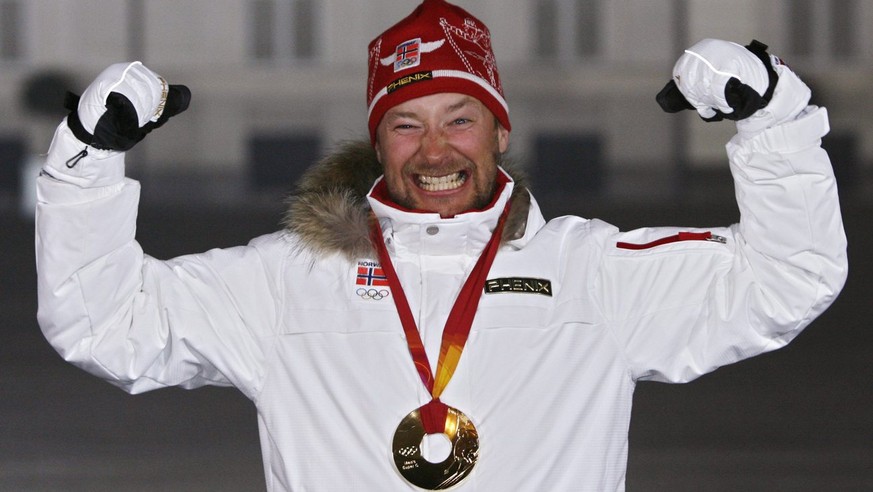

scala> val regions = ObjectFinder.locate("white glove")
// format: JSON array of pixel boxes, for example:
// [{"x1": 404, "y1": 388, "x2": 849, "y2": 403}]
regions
[
  {"x1": 65, "y1": 61, "x2": 190, "y2": 151},
  {"x1": 75, "y1": 62, "x2": 169, "y2": 137},
  {"x1": 43, "y1": 62, "x2": 190, "y2": 188},
  {"x1": 671, "y1": 39, "x2": 770, "y2": 120},
  {"x1": 656, "y1": 39, "x2": 811, "y2": 133}
]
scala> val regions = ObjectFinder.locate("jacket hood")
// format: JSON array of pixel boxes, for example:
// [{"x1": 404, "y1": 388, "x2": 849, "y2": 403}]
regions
[{"x1": 283, "y1": 140, "x2": 531, "y2": 260}]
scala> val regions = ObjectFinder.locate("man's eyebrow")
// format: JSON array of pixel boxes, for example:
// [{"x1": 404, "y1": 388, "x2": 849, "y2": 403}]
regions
[
  {"x1": 446, "y1": 97, "x2": 476, "y2": 113},
  {"x1": 384, "y1": 96, "x2": 477, "y2": 120},
  {"x1": 383, "y1": 110, "x2": 419, "y2": 120}
]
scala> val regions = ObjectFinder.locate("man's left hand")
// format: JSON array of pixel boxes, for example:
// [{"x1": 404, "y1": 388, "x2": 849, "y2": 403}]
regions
[{"x1": 657, "y1": 39, "x2": 777, "y2": 122}]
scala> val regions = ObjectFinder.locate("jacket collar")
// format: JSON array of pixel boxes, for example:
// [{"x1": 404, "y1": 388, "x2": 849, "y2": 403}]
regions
[{"x1": 367, "y1": 169, "x2": 515, "y2": 257}]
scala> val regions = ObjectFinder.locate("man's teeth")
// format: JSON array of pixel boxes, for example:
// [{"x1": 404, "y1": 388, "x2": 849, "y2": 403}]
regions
[{"x1": 418, "y1": 172, "x2": 466, "y2": 191}]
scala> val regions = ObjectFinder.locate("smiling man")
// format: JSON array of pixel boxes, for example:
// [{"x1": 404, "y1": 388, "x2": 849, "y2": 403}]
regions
[
  {"x1": 35, "y1": 0, "x2": 847, "y2": 491},
  {"x1": 374, "y1": 92, "x2": 509, "y2": 217},
  {"x1": 365, "y1": 1, "x2": 513, "y2": 221}
]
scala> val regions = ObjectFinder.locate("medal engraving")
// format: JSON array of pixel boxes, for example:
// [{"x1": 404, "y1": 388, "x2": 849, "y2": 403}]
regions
[{"x1": 392, "y1": 405, "x2": 479, "y2": 490}]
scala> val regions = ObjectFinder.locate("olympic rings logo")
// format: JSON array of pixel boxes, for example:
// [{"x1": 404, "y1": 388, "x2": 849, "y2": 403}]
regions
[
  {"x1": 356, "y1": 288, "x2": 390, "y2": 301},
  {"x1": 397, "y1": 445, "x2": 418, "y2": 457}
]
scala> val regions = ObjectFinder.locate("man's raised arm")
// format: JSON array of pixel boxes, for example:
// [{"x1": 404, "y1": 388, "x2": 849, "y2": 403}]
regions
[{"x1": 35, "y1": 62, "x2": 191, "y2": 386}]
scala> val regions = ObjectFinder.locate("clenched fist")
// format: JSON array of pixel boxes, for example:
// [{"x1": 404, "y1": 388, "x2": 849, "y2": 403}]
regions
[{"x1": 65, "y1": 61, "x2": 190, "y2": 151}]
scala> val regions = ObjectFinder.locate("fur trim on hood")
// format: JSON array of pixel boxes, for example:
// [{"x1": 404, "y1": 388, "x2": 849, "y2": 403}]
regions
[{"x1": 283, "y1": 140, "x2": 531, "y2": 260}]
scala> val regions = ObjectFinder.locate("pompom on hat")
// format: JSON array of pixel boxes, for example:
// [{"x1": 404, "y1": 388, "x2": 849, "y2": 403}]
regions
[{"x1": 366, "y1": 0, "x2": 510, "y2": 144}]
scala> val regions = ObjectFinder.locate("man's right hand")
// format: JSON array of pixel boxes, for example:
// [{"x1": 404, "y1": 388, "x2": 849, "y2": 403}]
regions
[
  {"x1": 66, "y1": 61, "x2": 190, "y2": 151},
  {"x1": 43, "y1": 62, "x2": 190, "y2": 188}
]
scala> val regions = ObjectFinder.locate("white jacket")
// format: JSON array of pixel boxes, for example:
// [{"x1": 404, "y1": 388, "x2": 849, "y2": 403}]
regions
[{"x1": 36, "y1": 103, "x2": 847, "y2": 491}]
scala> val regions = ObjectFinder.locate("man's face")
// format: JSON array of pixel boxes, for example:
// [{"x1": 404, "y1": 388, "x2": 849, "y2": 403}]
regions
[{"x1": 374, "y1": 93, "x2": 510, "y2": 218}]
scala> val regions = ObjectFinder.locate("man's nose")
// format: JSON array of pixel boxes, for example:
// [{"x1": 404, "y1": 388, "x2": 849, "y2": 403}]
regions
[{"x1": 421, "y1": 127, "x2": 450, "y2": 163}]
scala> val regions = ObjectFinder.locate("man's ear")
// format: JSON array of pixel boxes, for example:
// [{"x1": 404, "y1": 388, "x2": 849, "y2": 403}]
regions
[
  {"x1": 374, "y1": 139, "x2": 383, "y2": 164},
  {"x1": 497, "y1": 124, "x2": 510, "y2": 154}
]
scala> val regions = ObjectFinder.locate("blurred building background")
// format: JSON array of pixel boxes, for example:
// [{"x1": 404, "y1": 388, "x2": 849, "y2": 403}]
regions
[
  {"x1": 1, "y1": 0, "x2": 871, "y2": 213},
  {"x1": 2, "y1": 2, "x2": 872, "y2": 490}
]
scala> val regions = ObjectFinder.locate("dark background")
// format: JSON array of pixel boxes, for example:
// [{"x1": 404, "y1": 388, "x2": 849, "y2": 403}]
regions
[{"x1": 1, "y1": 180, "x2": 871, "y2": 491}]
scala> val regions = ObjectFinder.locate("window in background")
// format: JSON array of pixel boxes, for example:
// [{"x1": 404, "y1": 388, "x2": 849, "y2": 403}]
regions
[
  {"x1": 0, "y1": 0, "x2": 22, "y2": 61},
  {"x1": 251, "y1": 0, "x2": 318, "y2": 62},
  {"x1": 829, "y1": 0, "x2": 857, "y2": 59},
  {"x1": 532, "y1": 132, "x2": 604, "y2": 195},
  {"x1": 534, "y1": 0, "x2": 600, "y2": 61},
  {"x1": 248, "y1": 133, "x2": 321, "y2": 191},
  {"x1": 788, "y1": 0, "x2": 858, "y2": 60}
]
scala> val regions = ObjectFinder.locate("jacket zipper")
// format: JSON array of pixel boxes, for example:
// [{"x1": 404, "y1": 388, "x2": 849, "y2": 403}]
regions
[{"x1": 616, "y1": 231, "x2": 726, "y2": 250}]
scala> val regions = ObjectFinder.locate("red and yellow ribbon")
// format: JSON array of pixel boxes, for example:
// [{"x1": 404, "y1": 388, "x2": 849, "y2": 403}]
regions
[{"x1": 370, "y1": 201, "x2": 510, "y2": 434}]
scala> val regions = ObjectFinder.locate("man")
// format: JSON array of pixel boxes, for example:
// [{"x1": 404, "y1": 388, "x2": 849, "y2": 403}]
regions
[{"x1": 36, "y1": 0, "x2": 847, "y2": 490}]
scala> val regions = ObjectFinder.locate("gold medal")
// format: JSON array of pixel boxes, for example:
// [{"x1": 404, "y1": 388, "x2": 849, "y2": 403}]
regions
[{"x1": 392, "y1": 404, "x2": 479, "y2": 490}]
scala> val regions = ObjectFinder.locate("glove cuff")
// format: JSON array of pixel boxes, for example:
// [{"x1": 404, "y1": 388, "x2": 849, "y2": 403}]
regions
[
  {"x1": 736, "y1": 63, "x2": 811, "y2": 137},
  {"x1": 745, "y1": 40, "x2": 778, "y2": 108},
  {"x1": 64, "y1": 92, "x2": 96, "y2": 146},
  {"x1": 43, "y1": 121, "x2": 125, "y2": 188}
]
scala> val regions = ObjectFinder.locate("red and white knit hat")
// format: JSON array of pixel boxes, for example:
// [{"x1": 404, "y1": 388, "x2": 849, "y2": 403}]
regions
[{"x1": 366, "y1": 0, "x2": 510, "y2": 143}]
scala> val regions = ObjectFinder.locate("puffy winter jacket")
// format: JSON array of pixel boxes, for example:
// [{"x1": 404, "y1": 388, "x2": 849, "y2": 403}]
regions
[{"x1": 36, "y1": 104, "x2": 846, "y2": 490}]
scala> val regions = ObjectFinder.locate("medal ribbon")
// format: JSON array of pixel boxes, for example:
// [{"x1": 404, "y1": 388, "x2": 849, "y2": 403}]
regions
[{"x1": 370, "y1": 202, "x2": 510, "y2": 434}]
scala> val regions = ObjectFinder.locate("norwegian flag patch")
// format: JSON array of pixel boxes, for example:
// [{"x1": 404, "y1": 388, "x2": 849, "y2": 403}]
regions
[
  {"x1": 356, "y1": 260, "x2": 390, "y2": 287},
  {"x1": 393, "y1": 38, "x2": 421, "y2": 72},
  {"x1": 353, "y1": 260, "x2": 391, "y2": 301}
]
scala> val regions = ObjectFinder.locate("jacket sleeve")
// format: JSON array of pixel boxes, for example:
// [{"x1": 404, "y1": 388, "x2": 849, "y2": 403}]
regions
[
  {"x1": 596, "y1": 105, "x2": 848, "y2": 383},
  {"x1": 35, "y1": 128, "x2": 279, "y2": 399}
]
